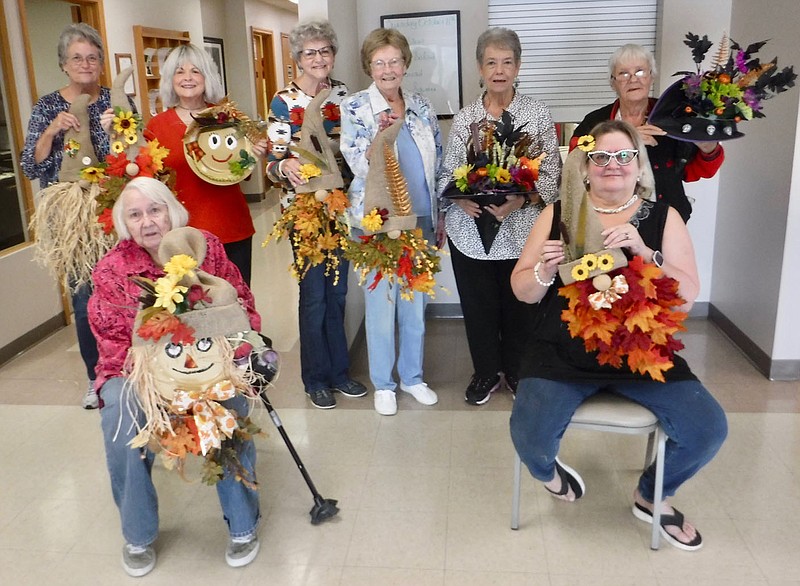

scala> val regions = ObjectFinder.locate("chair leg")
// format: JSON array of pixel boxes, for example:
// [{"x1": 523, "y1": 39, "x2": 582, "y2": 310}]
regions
[
  {"x1": 644, "y1": 431, "x2": 655, "y2": 471},
  {"x1": 511, "y1": 452, "x2": 521, "y2": 530},
  {"x1": 650, "y1": 426, "x2": 667, "y2": 550}
]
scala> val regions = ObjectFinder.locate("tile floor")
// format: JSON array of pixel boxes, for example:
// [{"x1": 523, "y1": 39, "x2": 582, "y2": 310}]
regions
[{"x1": 1, "y1": 197, "x2": 799, "y2": 585}]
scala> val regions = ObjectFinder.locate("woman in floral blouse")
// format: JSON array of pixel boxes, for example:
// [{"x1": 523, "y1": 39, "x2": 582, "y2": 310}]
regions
[
  {"x1": 436, "y1": 27, "x2": 561, "y2": 405},
  {"x1": 265, "y1": 20, "x2": 365, "y2": 410},
  {"x1": 340, "y1": 28, "x2": 442, "y2": 416}
]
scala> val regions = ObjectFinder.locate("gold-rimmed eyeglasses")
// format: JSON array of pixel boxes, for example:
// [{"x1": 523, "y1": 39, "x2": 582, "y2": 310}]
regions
[
  {"x1": 370, "y1": 57, "x2": 405, "y2": 71},
  {"x1": 300, "y1": 46, "x2": 334, "y2": 59}
]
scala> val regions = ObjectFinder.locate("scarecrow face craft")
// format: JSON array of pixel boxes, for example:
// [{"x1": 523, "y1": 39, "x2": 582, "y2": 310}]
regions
[{"x1": 150, "y1": 337, "x2": 227, "y2": 399}]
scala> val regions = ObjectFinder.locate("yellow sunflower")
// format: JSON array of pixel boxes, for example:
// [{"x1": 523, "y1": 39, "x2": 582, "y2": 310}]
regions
[
  {"x1": 80, "y1": 166, "x2": 105, "y2": 183},
  {"x1": 571, "y1": 263, "x2": 590, "y2": 282},
  {"x1": 597, "y1": 253, "x2": 615, "y2": 271},
  {"x1": 111, "y1": 141, "x2": 125, "y2": 154},
  {"x1": 576, "y1": 135, "x2": 596, "y2": 152},
  {"x1": 124, "y1": 132, "x2": 139, "y2": 145},
  {"x1": 582, "y1": 253, "x2": 598, "y2": 271},
  {"x1": 113, "y1": 110, "x2": 138, "y2": 135}
]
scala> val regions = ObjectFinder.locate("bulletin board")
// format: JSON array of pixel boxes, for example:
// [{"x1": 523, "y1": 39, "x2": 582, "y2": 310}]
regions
[{"x1": 381, "y1": 11, "x2": 462, "y2": 119}]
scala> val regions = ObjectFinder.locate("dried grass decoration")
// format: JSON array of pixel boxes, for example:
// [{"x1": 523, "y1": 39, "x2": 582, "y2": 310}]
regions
[
  {"x1": 345, "y1": 141, "x2": 443, "y2": 301},
  {"x1": 29, "y1": 94, "x2": 116, "y2": 291}
]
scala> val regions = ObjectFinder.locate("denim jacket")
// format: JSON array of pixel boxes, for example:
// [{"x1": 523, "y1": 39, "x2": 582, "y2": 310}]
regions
[{"x1": 340, "y1": 83, "x2": 442, "y2": 228}]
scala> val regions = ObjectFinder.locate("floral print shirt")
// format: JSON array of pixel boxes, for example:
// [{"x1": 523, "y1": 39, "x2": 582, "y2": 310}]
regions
[
  {"x1": 266, "y1": 79, "x2": 348, "y2": 207},
  {"x1": 436, "y1": 92, "x2": 561, "y2": 260},
  {"x1": 88, "y1": 231, "x2": 261, "y2": 393},
  {"x1": 21, "y1": 88, "x2": 132, "y2": 187},
  {"x1": 340, "y1": 83, "x2": 442, "y2": 227}
]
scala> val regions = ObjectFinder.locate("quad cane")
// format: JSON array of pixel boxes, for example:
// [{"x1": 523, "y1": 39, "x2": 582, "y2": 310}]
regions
[{"x1": 247, "y1": 337, "x2": 340, "y2": 525}]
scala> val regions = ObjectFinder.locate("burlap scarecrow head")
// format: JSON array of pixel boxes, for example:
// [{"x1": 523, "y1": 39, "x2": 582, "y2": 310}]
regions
[
  {"x1": 557, "y1": 123, "x2": 655, "y2": 285},
  {"x1": 362, "y1": 117, "x2": 416, "y2": 235},
  {"x1": 293, "y1": 88, "x2": 344, "y2": 194}
]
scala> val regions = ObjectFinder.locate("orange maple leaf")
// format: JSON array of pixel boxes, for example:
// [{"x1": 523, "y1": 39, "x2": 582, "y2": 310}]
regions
[{"x1": 626, "y1": 346, "x2": 673, "y2": 382}]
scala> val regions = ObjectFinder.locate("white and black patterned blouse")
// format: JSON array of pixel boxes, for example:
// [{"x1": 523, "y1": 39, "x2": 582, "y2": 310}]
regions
[{"x1": 437, "y1": 92, "x2": 561, "y2": 260}]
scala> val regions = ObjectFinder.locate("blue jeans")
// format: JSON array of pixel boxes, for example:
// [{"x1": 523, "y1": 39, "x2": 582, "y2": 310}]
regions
[
  {"x1": 99, "y1": 377, "x2": 260, "y2": 546},
  {"x1": 509, "y1": 377, "x2": 727, "y2": 502},
  {"x1": 360, "y1": 218, "x2": 433, "y2": 391},
  {"x1": 71, "y1": 282, "x2": 98, "y2": 382},
  {"x1": 298, "y1": 255, "x2": 351, "y2": 393}
]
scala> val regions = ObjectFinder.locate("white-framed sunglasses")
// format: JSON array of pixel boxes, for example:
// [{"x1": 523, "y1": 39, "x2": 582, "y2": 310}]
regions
[{"x1": 587, "y1": 149, "x2": 639, "y2": 167}]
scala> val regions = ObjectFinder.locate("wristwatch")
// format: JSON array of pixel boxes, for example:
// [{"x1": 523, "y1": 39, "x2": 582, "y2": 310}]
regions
[{"x1": 652, "y1": 249, "x2": 664, "y2": 268}]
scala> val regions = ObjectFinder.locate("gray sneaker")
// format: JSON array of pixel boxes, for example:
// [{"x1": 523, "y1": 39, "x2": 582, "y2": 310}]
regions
[
  {"x1": 122, "y1": 543, "x2": 156, "y2": 577},
  {"x1": 226, "y1": 535, "x2": 260, "y2": 567},
  {"x1": 82, "y1": 381, "x2": 99, "y2": 409}
]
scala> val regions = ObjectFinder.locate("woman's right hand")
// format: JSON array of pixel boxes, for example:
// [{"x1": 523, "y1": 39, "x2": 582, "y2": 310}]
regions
[
  {"x1": 455, "y1": 198, "x2": 482, "y2": 218},
  {"x1": 47, "y1": 111, "x2": 80, "y2": 137},
  {"x1": 636, "y1": 123, "x2": 666, "y2": 147},
  {"x1": 279, "y1": 157, "x2": 306, "y2": 188}
]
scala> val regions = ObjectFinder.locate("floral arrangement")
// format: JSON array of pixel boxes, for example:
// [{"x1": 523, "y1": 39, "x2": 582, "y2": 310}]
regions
[
  {"x1": 344, "y1": 208, "x2": 442, "y2": 300},
  {"x1": 558, "y1": 255, "x2": 688, "y2": 382},
  {"x1": 81, "y1": 106, "x2": 172, "y2": 235},
  {"x1": 677, "y1": 32, "x2": 796, "y2": 121},
  {"x1": 263, "y1": 185, "x2": 350, "y2": 283},
  {"x1": 443, "y1": 111, "x2": 544, "y2": 199},
  {"x1": 128, "y1": 252, "x2": 261, "y2": 487}
]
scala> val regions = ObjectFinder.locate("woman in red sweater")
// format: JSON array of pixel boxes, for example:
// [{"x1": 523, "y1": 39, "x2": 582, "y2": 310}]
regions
[{"x1": 146, "y1": 44, "x2": 266, "y2": 284}]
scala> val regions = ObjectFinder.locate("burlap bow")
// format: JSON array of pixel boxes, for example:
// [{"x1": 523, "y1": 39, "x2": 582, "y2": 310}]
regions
[
  {"x1": 587, "y1": 275, "x2": 629, "y2": 310},
  {"x1": 170, "y1": 381, "x2": 238, "y2": 455}
]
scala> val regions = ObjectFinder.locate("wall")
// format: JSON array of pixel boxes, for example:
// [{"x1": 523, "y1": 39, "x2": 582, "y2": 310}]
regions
[
  {"x1": 25, "y1": 0, "x2": 73, "y2": 98},
  {"x1": 710, "y1": 0, "x2": 800, "y2": 377}
]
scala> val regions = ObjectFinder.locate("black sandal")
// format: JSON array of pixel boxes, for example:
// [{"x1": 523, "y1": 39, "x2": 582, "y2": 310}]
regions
[
  {"x1": 632, "y1": 502, "x2": 703, "y2": 551},
  {"x1": 544, "y1": 458, "x2": 585, "y2": 500}
]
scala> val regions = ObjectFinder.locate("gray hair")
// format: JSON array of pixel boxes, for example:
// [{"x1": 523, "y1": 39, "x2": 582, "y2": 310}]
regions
[
  {"x1": 608, "y1": 44, "x2": 657, "y2": 87},
  {"x1": 159, "y1": 44, "x2": 225, "y2": 108},
  {"x1": 57, "y1": 23, "x2": 104, "y2": 68},
  {"x1": 113, "y1": 177, "x2": 189, "y2": 240},
  {"x1": 289, "y1": 19, "x2": 339, "y2": 62},
  {"x1": 476, "y1": 27, "x2": 521, "y2": 64}
]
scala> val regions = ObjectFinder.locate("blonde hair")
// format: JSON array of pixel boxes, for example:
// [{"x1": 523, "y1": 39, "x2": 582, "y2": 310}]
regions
[{"x1": 360, "y1": 28, "x2": 412, "y2": 76}]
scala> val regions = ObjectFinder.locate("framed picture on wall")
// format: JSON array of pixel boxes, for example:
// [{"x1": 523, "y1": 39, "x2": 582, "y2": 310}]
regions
[
  {"x1": 114, "y1": 53, "x2": 135, "y2": 96},
  {"x1": 381, "y1": 11, "x2": 462, "y2": 118},
  {"x1": 203, "y1": 36, "x2": 228, "y2": 94}
]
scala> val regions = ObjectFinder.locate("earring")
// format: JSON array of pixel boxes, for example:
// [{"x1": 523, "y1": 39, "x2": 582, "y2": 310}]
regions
[
  {"x1": 583, "y1": 177, "x2": 590, "y2": 191},
  {"x1": 479, "y1": 78, "x2": 484, "y2": 88}
]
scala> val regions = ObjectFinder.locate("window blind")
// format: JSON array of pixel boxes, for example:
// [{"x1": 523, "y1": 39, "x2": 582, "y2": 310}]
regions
[{"x1": 488, "y1": 0, "x2": 658, "y2": 122}]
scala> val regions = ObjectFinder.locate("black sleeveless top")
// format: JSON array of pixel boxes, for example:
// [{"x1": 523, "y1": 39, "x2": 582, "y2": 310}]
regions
[{"x1": 518, "y1": 200, "x2": 697, "y2": 383}]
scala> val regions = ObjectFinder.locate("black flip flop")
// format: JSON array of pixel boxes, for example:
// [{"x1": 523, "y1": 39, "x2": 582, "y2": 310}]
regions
[
  {"x1": 632, "y1": 501, "x2": 704, "y2": 551},
  {"x1": 544, "y1": 457, "x2": 585, "y2": 500}
]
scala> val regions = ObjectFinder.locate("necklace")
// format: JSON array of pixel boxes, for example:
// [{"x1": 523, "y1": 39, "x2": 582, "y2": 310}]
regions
[
  {"x1": 175, "y1": 104, "x2": 204, "y2": 113},
  {"x1": 592, "y1": 193, "x2": 639, "y2": 214}
]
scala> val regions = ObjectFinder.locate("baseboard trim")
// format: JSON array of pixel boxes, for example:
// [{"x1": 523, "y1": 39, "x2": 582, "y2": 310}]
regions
[
  {"x1": 708, "y1": 303, "x2": 799, "y2": 381},
  {"x1": 0, "y1": 314, "x2": 66, "y2": 368},
  {"x1": 428, "y1": 301, "x2": 710, "y2": 320}
]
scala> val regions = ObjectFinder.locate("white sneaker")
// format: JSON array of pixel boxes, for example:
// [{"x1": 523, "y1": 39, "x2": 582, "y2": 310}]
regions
[
  {"x1": 82, "y1": 381, "x2": 99, "y2": 410},
  {"x1": 400, "y1": 382, "x2": 438, "y2": 406},
  {"x1": 225, "y1": 535, "x2": 260, "y2": 567},
  {"x1": 122, "y1": 543, "x2": 156, "y2": 577},
  {"x1": 374, "y1": 390, "x2": 397, "y2": 416}
]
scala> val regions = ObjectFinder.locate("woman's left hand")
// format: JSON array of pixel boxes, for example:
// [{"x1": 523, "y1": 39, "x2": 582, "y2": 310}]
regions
[
  {"x1": 485, "y1": 194, "x2": 525, "y2": 222},
  {"x1": 601, "y1": 224, "x2": 649, "y2": 257},
  {"x1": 100, "y1": 108, "x2": 114, "y2": 134},
  {"x1": 251, "y1": 138, "x2": 268, "y2": 159}
]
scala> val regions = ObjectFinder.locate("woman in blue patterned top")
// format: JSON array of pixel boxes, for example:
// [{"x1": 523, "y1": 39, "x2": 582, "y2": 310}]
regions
[
  {"x1": 341, "y1": 28, "x2": 442, "y2": 416},
  {"x1": 265, "y1": 20, "x2": 366, "y2": 410},
  {"x1": 21, "y1": 23, "x2": 126, "y2": 410}
]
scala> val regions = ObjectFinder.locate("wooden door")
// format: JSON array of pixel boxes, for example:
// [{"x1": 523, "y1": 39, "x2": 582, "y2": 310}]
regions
[
  {"x1": 251, "y1": 28, "x2": 277, "y2": 121},
  {"x1": 280, "y1": 33, "x2": 296, "y2": 86}
]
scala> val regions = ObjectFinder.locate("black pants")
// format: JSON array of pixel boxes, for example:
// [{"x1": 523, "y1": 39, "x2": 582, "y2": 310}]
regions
[
  {"x1": 224, "y1": 236, "x2": 254, "y2": 287},
  {"x1": 449, "y1": 238, "x2": 534, "y2": 379}
]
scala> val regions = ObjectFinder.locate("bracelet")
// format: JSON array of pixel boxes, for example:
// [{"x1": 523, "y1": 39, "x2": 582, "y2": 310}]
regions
[
  {"x1": 534, "y1": 261, "x2": 556, "y2": 287},
  {"x1": 277, "y1": 159, "x2": 287, "y2": 179}
]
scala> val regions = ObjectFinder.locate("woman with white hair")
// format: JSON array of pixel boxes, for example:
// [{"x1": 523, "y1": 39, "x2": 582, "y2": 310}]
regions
[
  {"x1": 146, "y1": 44, "x2": 267, "y2": 285},
  {"x1": 569, "y1": 43, "x2": 724, "y2": 223},
  {"x1": 89, "y1": 177, "x2": 262, "y2": 576}
]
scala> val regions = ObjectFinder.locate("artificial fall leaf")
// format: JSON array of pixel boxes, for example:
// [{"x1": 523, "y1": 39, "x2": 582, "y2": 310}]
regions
[
  {"x1": 623, "y1": 303, "x2": 657, "y2": 333},
  {"x1": 325, "y1": 189, "x2": 349, "y2": 215},
  {"x1": 137, "y1": 310, "x2": 181, "y2": 341},
  {"x1": 626, "y1": 347, "x2": 673, "y2": 382}
]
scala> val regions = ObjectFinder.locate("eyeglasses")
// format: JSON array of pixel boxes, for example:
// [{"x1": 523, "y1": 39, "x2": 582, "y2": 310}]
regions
[
  {"x1": 68, "y1": 54, "x2": 101, "y2": 66},
  {"x1": 370, "y1": 57, "x2": 405, "y2": 71},
  {"x1": 300, "y1": 46, "x2": 334, "y2": 59},
  {"x1": 611, "y1": 69, "x2": 648, "y2": 82},
  {"x1": 587, "y1": 149, "x2": 639, "y2": 167}
]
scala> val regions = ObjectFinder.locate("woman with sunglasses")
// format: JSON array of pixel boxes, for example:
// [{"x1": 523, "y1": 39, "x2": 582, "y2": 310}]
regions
[
  {"x1": 569, "y1": 44, "x2": 724, "y2": 223},
  {"x1": 509, "y1": 120, "x2": 727, "y2": 551},
  {"x1": 265, "y1": 19, "x2": 365, "y2": 410}
]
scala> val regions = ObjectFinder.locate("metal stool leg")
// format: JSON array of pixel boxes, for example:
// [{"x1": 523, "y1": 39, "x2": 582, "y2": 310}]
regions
[
  {"x1": 511, "y1": 452, "x2": 521, "y2": 530},
  {"x1": 650, "y1": 426, "x2": 666, "y2": 550}
]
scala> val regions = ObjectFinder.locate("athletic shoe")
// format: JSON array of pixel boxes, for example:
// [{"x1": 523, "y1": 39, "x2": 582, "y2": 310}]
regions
[
  {"x1": 464, "y1": 374, "x2": 501, "y2": 405},
  {"x1": 307, "y1": 388, "x2": 336, "y2": 409},
  {"x1": 331, "y1": 379, "x2": 368, "y2": 398},
  {"x1": 82, "y1": 381, "x2": 99, "y2": 410},
  {"x1": 399, "y1": 382, "x2": 438, "y2": 405},
  {"x1": 505, "y1": 374, "x2": 519, "y2": 396},
  {"x1": 122, "y1": 543, "x2": 156, "y2": 577},
  {"x1": 225, "y1": 535, "x2": 260, "y2": 567},
  {"x1": 373, "y1": 390, "x2": 397, "y2": 416}
]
